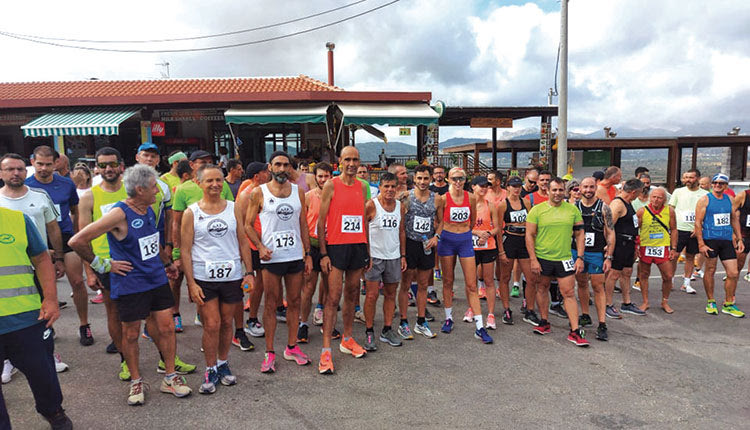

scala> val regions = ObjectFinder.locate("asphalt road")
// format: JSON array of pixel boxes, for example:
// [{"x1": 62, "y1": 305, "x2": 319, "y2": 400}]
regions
[{"x1": 4, "y1": 263, "x2": 750, "y2": 429}]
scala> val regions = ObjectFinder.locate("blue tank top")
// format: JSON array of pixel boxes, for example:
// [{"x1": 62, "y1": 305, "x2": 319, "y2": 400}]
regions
[
  {"x1": 702, "y1": 193, "x2": 732, "y2": 240},
  {"x1": 108, "y1": 201, "x2": 168, "y2": 299}
]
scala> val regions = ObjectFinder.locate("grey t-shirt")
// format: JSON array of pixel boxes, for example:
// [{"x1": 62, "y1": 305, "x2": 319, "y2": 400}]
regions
[{"x1": 0, "y1": 186, "x2": 58, "y2": 241}]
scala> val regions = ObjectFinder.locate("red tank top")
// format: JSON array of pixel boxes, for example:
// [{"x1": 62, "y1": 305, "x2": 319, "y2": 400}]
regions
[
  {"x1": 306, "y1": 189, "x2": 321, "y2": 238},
  {"x1": 241, "y1": 185, "x2": 262, "y2": 251},
  {"x1": 530, "y1": 191, "x2": 548, "y2": 206},
  {"x1": 473, "y1": 198, "x2": 496, "y2": 250},
  {"x1": 325, "y1": 177, "x2": 366, "y2": 245},
  {"x1": 444, "y1": 190, "x2": 471, "y2": 224}
]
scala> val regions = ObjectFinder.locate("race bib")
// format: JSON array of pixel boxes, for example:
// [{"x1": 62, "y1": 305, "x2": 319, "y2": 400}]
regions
[
  {"x1": 138, "y1": 232, "x2": 159, "y2": 261},
  {"x1": 633, "y1": 214, "x2": 639, "y2": 228},
  {"x1": 472, "y1": 234, "x2": 489, "y2": 249},
  {"x1": 54, "y1": 203, "x2": 62, "y2": 222},
  {"x1": 745, "y1": 216, "x2": 750, "y2": 228},
  {"x1": 562, "y1": 258, "x2": 575, "y2": 272},
  {"x1": 206, "y1": 260, "x2": 234, "y2": 280},
  {"x1": 585, "y1": 232, "x2": 595, "y2": 247},
  {"x1": 100, "y1": 202, "x2": 116, "y2": 216},
  {"x1": 449, "y1": 206, "x2": 470, "y2": 223},
  {"x1": 381, "y1": 213, "x2": 398, "y2": 230},
  {"x1": 644, "y1": 246, "x2": 665, "y2": 258},
  {"x1": 273, "y1": 230, "x2": 296, "y2": 250},
  {"x1": 413, "y1": 216, "x2": 431, "y2": 234},
  {"x1": 341, "y1": 215, "x2": 363, "y2": 233},
  {"x1": 509, "y1": 209, "x2": 527, "y2": 223},
  {"x1": 682, "y1": 211, "x2": 696, "y2": 223},
  {"x1": 714, "y1": 213, "x2": 730, "y2": 227}
]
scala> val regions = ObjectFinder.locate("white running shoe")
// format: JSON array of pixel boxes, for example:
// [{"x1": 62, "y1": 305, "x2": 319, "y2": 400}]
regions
[
  {"x1": 2, "y1": 360, "x2": 17, "y2": 384},
  {"x1": 680, "y1": 284, "x2": 697, "y2": 294},
  {"x1": 744, "y1": 272, "x2": 750, "y2": 282},
  {"x1": 54, "y1": 353, "x2": 69, "y2": 373},
  {"x1": 313, "y1": 308, "x2": 324, "y2": 326},
  {"x1": 244, "y1": 320, "x2": 265, "y2": 337},
  {"x1": 194, "y1": 314, "x2": 202, "y2": 326}
]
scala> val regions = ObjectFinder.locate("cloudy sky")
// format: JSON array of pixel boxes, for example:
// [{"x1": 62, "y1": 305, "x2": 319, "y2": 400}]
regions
[{"x1": 1, "y1": 0, "x2": 749, "y2": 143}]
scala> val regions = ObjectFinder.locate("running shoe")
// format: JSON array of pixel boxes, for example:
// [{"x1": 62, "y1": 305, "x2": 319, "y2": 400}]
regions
[
  {"x1": 744, "y1": 272, "x2": 750, "y2": 282},
  {"x1": 313, "y1": 308, "x2": 324, "y2": 326},
  {"x1": 127, "y1": 378, "x2": 147, "y2": 405},
  {"x1": 321, "y1": 327, "x2": 342, "y2": 340},
  {"x1": 706, "y1": 300, "x2": 719, "y2": 315},
  {"x1": 549, "y1": 303, "x2": 568, "y2": 318},
  {"x1": 474, "y1": 327, "x2": 493, "y2": 344},
  {"x1": 478, "y1": 285, "x2": 487, "y2": 300},
  {"x1": 397, "y1": 322, "x2": 414, "y2": 340},
  {"x1": 463, "y1": 308, "x2": 474, "y2": 322},
  {"x1": 620, "y1": 303, "x2": 646, "y2": 316},
  {"x1": 523, "y1": 310, "x2": 541, "y2": 327},
  {"x1": 141, "y1": 326, "x2": 152, "y2": 341},
  {"x1": 567, "y1": 328, "x2": 590, "y2": 347},
  {"x1": 496, "y1": 287, "x2": 502, "y2": 299},
  {"x1": 232, "y1": 330, "x2": 255, "y2": 351},
  {"x1": 261, "y1": 352, "x2": 276, "y2": 373},
  {"x1": 283, "y1": 345, "x2": 311, "y2": 366},
  {"x1": 613, "y1": 285, "x2": 622, "y2": 293},
  {"x1": 318, "y1": 350, "x2": 334, "y2": 375},
  {"x1": 434, "y1": 268, "x2": 441, "y2": 280},
  {"x1": 79, "y1": 324, "x2": 94, "y2": 346},
  {"x1": 380, "y1": 329, "x2": 403, "y2": 347},
  {"x1": 501, "y1": 308, "x2": 513, "y2": 325},
  {"x1": 533, "y1": 320, "x2": 551, "y2": 335},
  {"x1": 339, "y1": 337, "x2": 367, "y2": 358},
  {"x1": 441, "y1": 318, "x2": 454, "y2": 333},
  {"x1": 578, "y1": 313, "x2": 593, "y2": 328},
  {"x1": 194, "y1": 314, "x2": 202, "y2": 326},
  {"x1": 119, "y1": 361, "x2": 131, "y2": 381},
  {"x1": 606, "y1": 305, "x2": 622, "y2": 319},
  {"x1": 245, "y1": 319, "x2": 265, "y2": 337},
  {"x1": 414, "y1": 322, "x2": 436, "y2": 338},
  {"x1": 160, "y1": 375, "x2": 192, "y2": 398},
  {"x1": 44, "y1": 408, "x2": 73, "y2": 429},
  {"x1": 106, "y1": 341, "x2": 118, "y2": 354},
  {"x1": 694, "y1": 269, "x2": 704, "y2": 279},
  {"x1": 364, "y1": 331, "x2": 378, "y2": 351},
  {"x1": 721, "y1": 302, "x2": 745, "y2": 318},
  {"x1": 90, "y1": 290, "x2": 104, "y2": 304},
  {"x1": 426, "y1": 290, "x2": 441, "y2": 305},
  {"x1": 520, "y1": 298, "x2": 527, "y2": 314},
  {"x1": 680, "y1": 284, "x2": 697, "y2": 294},
  {"x1": 2, "y1": 360, "x2": 17, "y2": 384},
  {"x1": 199, "y1": 368, "x2": 219, "y2": 394},
  {"x1": 276, "y1": 307, "x2": 287, "y2": 323},
  {"x1": 408, "y1": 291, "x2": 416, "y2": 307},
  {"x1": 486, "y1": 314, "x2": 497, "y2": 330},
  {"x1": 632, "y1": 279, "x2": 641, "y2": 291},
  {"x1": 173, "y1": 314, "x2": 183, "y2": 333},
  {"x1": 354, "y1": 309, "x2": 366, "y2": 324},
  {"x1": 425, "y1": 308, "x2": 435, "y2": 322},
  {"x1": 296, "y1": 325, "x2": 309, "y2": 344},
  {"x1": 596, "y1": 324, "x2": 608, "y2": 341},
  {"x1": 677, "y1": 254, "x2": 686, "y2": 263},
  {"x1": 54, "y1": 353, "x2": 68, "y2": 373},
  {"x1": 510, "y1": 284, "x2": 520, "y2": 298},
  {"x1": 157, "y1": 356, "x2": 197, "y2": 374},
  {"x1": 58, "y1": 301, "x2": 68, "y2": 310}
]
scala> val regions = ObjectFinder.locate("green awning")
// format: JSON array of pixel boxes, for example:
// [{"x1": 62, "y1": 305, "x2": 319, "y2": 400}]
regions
[
  {"x1": 336, "y1": 102, "x2": 439, "y2": 126},
  {"x1": 224, "y1": 104, "x2": 329, "y2": 125},
  {"x1": 21, "y1": 107, "x2": 140, "y2": 137}
]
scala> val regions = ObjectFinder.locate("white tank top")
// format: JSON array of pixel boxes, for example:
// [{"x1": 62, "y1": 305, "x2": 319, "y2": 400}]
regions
[
  {"x1": 259, "y1": 183, "x2": 304, "y2": 264},
  {"x1": 189, "y1": 201, "x2": 242, "y2": 282},
  {"x1": 368, "y1": 198, "x2": 401, "y2": 260}
]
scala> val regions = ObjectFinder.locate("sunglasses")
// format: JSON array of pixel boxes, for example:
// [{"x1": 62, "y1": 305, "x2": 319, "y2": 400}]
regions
[
  {"x1": 477, "y1": 183, "x2": 490, "y2": 188},
  {"x1": 527, "y1": 180, "x2": 536, "y2": 185},
  {"x1": 97, "y1": 161, "x2": 120, "y2": 169},
  {"x1": 711, "y1": 181, "x2": 727, "y2": 185},
  {"x1": 450, "y1": 176, "x2": 466, "y2": 182},
  {"x1": 571, "y1": 187, "x2": 580, "y2": 192}
]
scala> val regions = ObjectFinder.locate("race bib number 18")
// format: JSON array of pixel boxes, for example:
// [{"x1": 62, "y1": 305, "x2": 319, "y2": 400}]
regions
[
  {"x1": 562, "y1": 259, "x2": 575, "y2": 272},
  {"x1": 449, "y1": 207, "x2": 470, "y2": 222},
  {"x1": 341, "y1": 215, "x2": 363, "y2": 233},
  {"x1": 714, "y1": 213, "x2": 730, "y2": 227},
  {"x1": 138, "y1": 232, "x2": 159, "y2": 261}
]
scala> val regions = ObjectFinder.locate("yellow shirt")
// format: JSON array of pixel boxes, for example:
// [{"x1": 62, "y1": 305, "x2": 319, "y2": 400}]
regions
[{"x1": 639, "y1": 205, "x2": 670, "y2": 247}]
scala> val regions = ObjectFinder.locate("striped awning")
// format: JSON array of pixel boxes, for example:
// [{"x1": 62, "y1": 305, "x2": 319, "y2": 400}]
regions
[
  {"x1": 21, "y1": 107, "x2": 140, "y2": 137},
  {"x1": 336, "y1": 102, "x2": 439, "y2": 126},
  {"x1": 224, "y1": 103, "x2": 330, "y2": 125}
]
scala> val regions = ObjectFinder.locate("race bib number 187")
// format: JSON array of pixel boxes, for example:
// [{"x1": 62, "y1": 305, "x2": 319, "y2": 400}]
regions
[
  {"x1": 138, "y1": 232, "x2": 159, "y2": 261},
  {"x1": 206, "y1": 260, "x2": 234, "y2": 279}
]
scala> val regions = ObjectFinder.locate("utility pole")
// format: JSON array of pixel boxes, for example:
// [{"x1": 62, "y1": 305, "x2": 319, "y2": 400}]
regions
[{"x1": 557, "y1": 0, "x2": 568, "y2": 176}]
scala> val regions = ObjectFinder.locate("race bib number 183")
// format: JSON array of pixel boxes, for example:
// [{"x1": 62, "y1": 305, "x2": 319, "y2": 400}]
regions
[{"x1": 138, "y1": 232, "x2": 159, "y2": 261}]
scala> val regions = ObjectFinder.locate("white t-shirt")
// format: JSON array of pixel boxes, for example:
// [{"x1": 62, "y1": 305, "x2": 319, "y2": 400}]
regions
[
  {"x1": 92, "y1": 175, "x2": 103, "y2": 187},
  {"x1": 0, "y1": 187, "x2": 58, "y2": 240},
  {"x1": 669, "y1": 186, "x2": 709, "y2": 232}
]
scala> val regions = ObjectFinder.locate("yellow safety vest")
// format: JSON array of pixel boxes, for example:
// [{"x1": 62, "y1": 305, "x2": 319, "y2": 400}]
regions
[
  {"x1": 640, "y1": 205, "x2": 671, "y2": 247},
  {"x1": 91, "y1": 183, "x2": 128, "y2": 259},
  {"x1": 0, "y1": 207, "x2": 41, "y2": 317}
]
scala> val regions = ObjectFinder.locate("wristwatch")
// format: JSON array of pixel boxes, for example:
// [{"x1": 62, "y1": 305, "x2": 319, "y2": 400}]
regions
[{"x1": 605, "y1": 255, "x2": 613, "y2": 261}]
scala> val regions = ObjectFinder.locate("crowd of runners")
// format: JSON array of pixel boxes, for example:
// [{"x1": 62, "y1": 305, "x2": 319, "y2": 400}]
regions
[{"x1": 1, "y1": 143, "x2": 746, "y2": 427}]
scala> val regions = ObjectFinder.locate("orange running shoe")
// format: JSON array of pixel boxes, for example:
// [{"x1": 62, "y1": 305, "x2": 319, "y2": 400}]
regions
[
  {"x1": 318, "y1": 350, "x2": 334, "y2": 375},
  {"x1": 339, "y1": 337, "x2": 367, "y2": 358}
]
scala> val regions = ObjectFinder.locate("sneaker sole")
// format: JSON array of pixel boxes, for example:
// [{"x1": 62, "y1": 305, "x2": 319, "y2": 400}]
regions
[
  {"x1": 398, "y1": 332, "x2": 414, "y2": 340},
  {"x1": 199, "y1": 385, "x2": 217, "y2": 395},
  {"x1": 156, "y1": 367, "x2": 194, "y2": 375},
  {"x1": 568, "y1": 338, "x2": 590, "y2": 347},
  {"x1": 283, "y1": 352, "x2": 311, "y2": 365},
  {"x1": 721, "y1": 310, "x2": 745, "y2": 318},
  {"x1": 160, "y1": 386, "x2": 192, "y2": 398},
  {"x1": 502, "y1": 319, "x2": 513, "y2": 325},
  {"x1": 244, "y1": 329, "x2": 265, "y2": 337},
  {"x1": 234, "y1": 343, "x2": 254, "y2": 351},
  {"x1": 706, "y1": 310, "x2": 718, "y2": 315},
  {"x1": 414, "y1": 329, "x2": 436, "y2": 338},
  {"x1": 127, "y1": 398, "x2": 145, "y2": 406},
  {"x1": 318, "y1": 367, "x2": 334, "y2": 375},
  {"x1": 474, "y1": 333, "x2": 493, "y2": 344},
  {"x1": 522, "y1": 318, "x2": 540, "y2": 327},
  {"x1": 596, "y1": 335, "x2": 608, "y2": 341},
  {"x1": 486, "y1": 325, "x2": 497, "y2": 330},
  {"x1": 261, "y1": 367, "x2": 276, "y2": 374},
  {"x1": 533, "y1": 328, "x2": 550, "y2": 335},
  {"x1": 378, "y1": 336, "x2": 402, "y2": 347},
  {"x1": 339, "y1": 344, "x2": 366, "y2": 358},
  {"x1": 620, "y1": 310, "x2": 646, "y2": 316}
]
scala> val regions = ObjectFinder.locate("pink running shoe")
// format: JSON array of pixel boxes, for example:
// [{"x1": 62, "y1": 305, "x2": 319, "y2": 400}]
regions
[
  {"x1": 486, "y1": 314, "x2": 497, "y2": 330},
  {"x1": 283, "y1": 345, "x2": 311, "y2": 366},
  {"x1": 463, "y1": 308, "x2": 474, "y2": 323},
  {"x1": 90, "y1": 291, "x2": 104, "y2": 304},
  {"x1": 261, "y1": 352, "x2": 276, "y2": 373}
]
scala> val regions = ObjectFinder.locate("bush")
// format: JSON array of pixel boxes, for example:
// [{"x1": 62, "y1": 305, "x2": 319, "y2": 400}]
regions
[{"x1": 405, "y1": 160, "x2": 419, "y2": 169}]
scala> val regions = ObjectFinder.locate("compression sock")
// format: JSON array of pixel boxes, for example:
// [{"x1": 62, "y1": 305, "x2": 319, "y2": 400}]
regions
[
  {"x1": 445, "y1": 307, "x2": 453, "y2": 320},
  {"x1": 474, "y1": 315, "x2": 484, "y2": 330}
]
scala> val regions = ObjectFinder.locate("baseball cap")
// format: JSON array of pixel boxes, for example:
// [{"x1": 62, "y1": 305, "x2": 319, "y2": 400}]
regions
[
  {"x1": 137, "y1": 142, "x2": 159, "y2": 154},
  {"x1": 245, "y1": 161, "x2": 267, "y2": 178},
  {"x1": 507, "y1": 176, "x2": 523, "y2": 187},
  {"x1": 593, "y1": 171, "x2": 605, "y2": 181},
  {"x1": 189, "y1": 150, "x2": 212, "y2": 162},
  {"x1": 712, "y1": 173, "x2": 729, "y2": 183},
  {"x1": 562, "y1": 173, "x2": 573, "y2": 181},
  {"x1": 470, "y1": 176, "x2": 489, "y2": 186}
]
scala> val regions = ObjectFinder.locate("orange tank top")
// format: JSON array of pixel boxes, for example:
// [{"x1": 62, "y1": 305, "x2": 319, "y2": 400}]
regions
[
  {"x1": 473, "y1": 198, "x2": 496, "y2": 250},
  {"x1": 607, "y1": 185, "x2": 617, "y2": 202},
  {"x1": 241, "y1": 184, "x2": 262, "y2": 251},
  {"x1": 325, "y1": 177, "x2": 367, "y2": 245},
  {"x1": 306, "y1": 189, "x2": 321, "y2": 238}
]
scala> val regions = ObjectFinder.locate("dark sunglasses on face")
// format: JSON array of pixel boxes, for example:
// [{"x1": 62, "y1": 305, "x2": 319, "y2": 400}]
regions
[
  {"x1": 450, "y1": 176, "x2": 466, "y2": 182},
  {"x1": 97, "y1": 161, "x2": 120, "y2": 169},
  {"x1": 571, "y1": 187, "x2": 580, "y2": 192},
  {"x1": 527, "y1": 180, "x2": 536, "y2": 185},
  {"x1": 478, "y1": 184, "x2": 490, "y2": 188},
  {"x1": 712, "y1": 181, "x2": 726, "y2": 185}
]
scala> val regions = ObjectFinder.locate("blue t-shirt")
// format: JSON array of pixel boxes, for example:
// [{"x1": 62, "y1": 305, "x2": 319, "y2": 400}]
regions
[
  {"x1": 25, "y1": 173, "x2": 79, "y2": 235},
  {"x1": 0, "y1": 213, "x2": 48, "y2": 335}
]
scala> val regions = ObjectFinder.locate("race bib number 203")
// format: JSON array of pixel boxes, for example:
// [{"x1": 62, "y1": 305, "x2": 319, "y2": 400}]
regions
[{"x1": 449, "y1": 207, "x2": 470, "y2": 223}]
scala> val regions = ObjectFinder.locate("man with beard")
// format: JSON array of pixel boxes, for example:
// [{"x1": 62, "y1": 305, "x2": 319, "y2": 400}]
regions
[
  {"x1": 25, "y1": 146, "x2": 92, "y2": 346},
  {"x1": 244, "y1": 151, "x2": 313, "y2": 373},
  {"x1": 595, "y1": 166, "x2": 622, "y2": 205},
  {"x1": 669, "y1": 169, "x2": 708, "y2": 294}
]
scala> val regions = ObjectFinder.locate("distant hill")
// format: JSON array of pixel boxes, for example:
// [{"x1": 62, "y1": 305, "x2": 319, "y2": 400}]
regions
[{"x1": 353, "y1": 141, "x2": 417, "y2": 162}]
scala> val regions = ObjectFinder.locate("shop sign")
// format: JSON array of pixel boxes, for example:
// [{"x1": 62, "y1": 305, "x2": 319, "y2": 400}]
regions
[
  {"x1": 151, "y1": 121, "x2": 166, "y2": 136},
  {"x1": 470, "y1": 118, "x2": 513, "y2": 128},
  {"x1": 157, "y1": 109, "x2": 225, "y2": 122},
  {"x1": 399, "y1": 127, "x2": 411, "y2": 136},
  {"x1": 0, "y1": 113, "x2": 43, "y2": 127}
]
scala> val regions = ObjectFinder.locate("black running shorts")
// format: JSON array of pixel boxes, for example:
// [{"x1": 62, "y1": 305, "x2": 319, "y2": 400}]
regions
[
  {"x1": 327, "y1": 243, "x2": 369, "y2": 271},
  {"x1": 405, "y1": 238, "x2": 435, "y2": 271},
  {"x1": 612, "y1": 239, "x2": 636, "y2": 271},
  {"x1": 676, "y1": 230, "x2": 700, "y2": 255},
  {"x1": 115, "y1": 284, "x2": 175, "y2": 323},
  {"x1": 196, "y1": 279, "x2": 243, "y2": 304},
  {"x1": 704, "y1": 239, "x2": 737, "y2": 261},
  {"x1": 502, "y1": 234, "x2": 529, "y2": 260}
]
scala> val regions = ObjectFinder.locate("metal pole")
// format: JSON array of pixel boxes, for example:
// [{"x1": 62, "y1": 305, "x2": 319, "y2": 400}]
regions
[
  {"x1": 492, "y1": 127, "x2": 497, "y2": 170},
  {"x1": 557, "y1": 0, "x2": 568, "y2": 176}
]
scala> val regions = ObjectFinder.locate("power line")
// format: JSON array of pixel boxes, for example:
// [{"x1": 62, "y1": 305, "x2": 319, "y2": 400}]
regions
[
  {"x1": 0, "y1": 0, "x2": 398, "y2": 53},
  {"x1": 0, "y1": 0, "x2": 369, "y2": 44}
]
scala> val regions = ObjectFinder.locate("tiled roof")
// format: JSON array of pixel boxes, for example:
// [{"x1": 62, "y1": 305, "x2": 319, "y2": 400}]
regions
[{"x1": 0, "y1": 75, "x2": 348, "y2": 108}]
